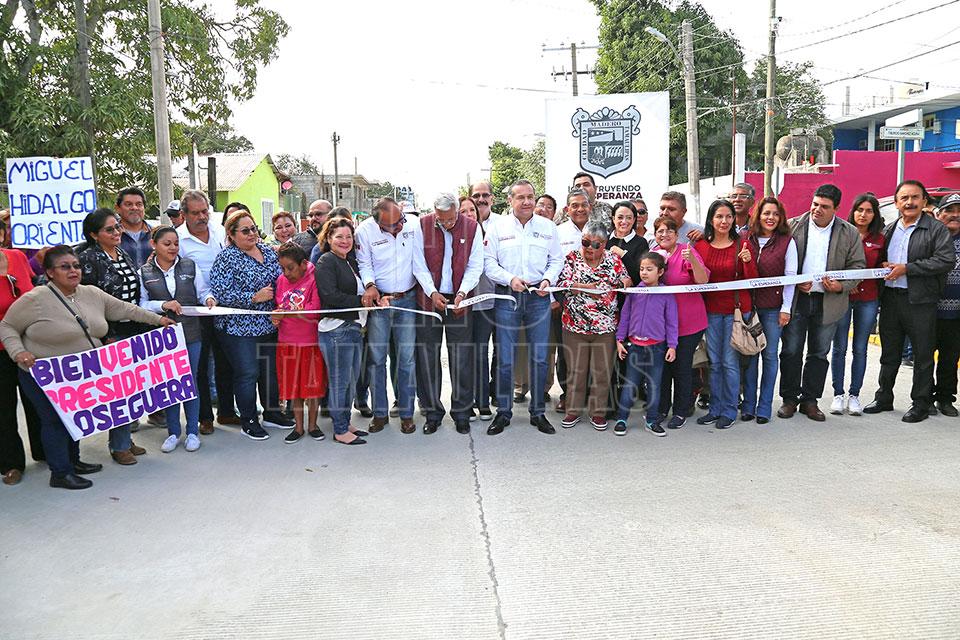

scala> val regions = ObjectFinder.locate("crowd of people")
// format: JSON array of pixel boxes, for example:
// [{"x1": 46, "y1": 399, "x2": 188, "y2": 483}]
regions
[{"x1": 1, "y1": 173, "x2": 959, "y2": 491}]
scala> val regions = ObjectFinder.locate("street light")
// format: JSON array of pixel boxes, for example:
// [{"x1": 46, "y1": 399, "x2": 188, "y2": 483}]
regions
[{"x1": 644, "y1": 23, "x2": 701, "y2": 223}]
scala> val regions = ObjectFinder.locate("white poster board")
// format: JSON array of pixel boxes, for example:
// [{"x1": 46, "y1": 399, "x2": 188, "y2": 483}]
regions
[
  {"x1": 545, "y1": 92, "x2": 669, "y2": 206},
  {"x1": 6, "y1": 156, "x2": 96, "y2": 248}
]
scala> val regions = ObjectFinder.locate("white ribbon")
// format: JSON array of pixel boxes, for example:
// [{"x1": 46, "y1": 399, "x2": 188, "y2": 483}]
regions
[
  {"x1": 540, "y1": 267, "x2": 891, "y2": 295},
  {"x1": 180, "y1": 305, "x2": 443, "y2": 321},
  {"x1": 451, "y1": 293, "x2": 517, "y2": 309}
]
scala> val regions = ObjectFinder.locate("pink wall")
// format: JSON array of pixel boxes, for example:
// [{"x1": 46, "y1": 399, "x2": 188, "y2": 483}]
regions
[{"x1": 744, "y1": 150, "x2": 960, "y2": 218}]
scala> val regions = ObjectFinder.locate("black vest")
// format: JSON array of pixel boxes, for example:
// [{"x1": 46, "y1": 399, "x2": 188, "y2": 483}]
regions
[{"x1": 140, "y1": 258, "x2": 201, "y2": 342}]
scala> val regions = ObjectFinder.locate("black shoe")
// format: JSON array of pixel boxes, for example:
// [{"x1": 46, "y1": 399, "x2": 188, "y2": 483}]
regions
[
  {"x1": 696, "y1": 414, "x2": 719, "y2": 425},
  {"x1": 863, "y1": 400, "x2": 894, "y2": 414},
  {"x1": 514, "y1": 391, "x2": 528, "y2": 403},
  {"x1": 50, "y1": 473, "x2": 92, "y2": 490},
  {"x1": 335, "y1": 435, "x2": 367, "y2": 445},
  {"x1": 716, "y1": 416, "x2": 735, "y2": 429},
  {"x1": 666, "y1": 415, "x2": 686, "y2": 430},
  {"x1": 308, "y1": 427, "x2": 326, "y2": 441},
  {"x1": 354, "y1": 402, "x2": 374, "y2": 418},
  {"x1": 741, "y1": 413, "x2": 755, "y2": 422},
  {"x1": 349, "y1": 429, "x2": 368, "y2": 437},
  {"x1": 241, "y1": 421, "x2": 270, "y2": 441},
  {"x1": 455, "y1": 420, "x2": 470, "y2": 434},
  {"x1": 937, "y1": 401, "x2": 959, "y2": 417},
  {"x1": 902, "y1": 405, "x2": 929, "y2": 423},
  {"x1": 928, "y1": 404, "x2": 939, "y2": 416},
  {"x1": 262, "y1": 411, "x2": 295, "y2": 428},
  {"x1": 284, "y1": 430, "x2": 304, "y2": 444},
  {"x1": 756, "y1": 416, "x2": 770, "y2": 425},
  {"x1": 477, "y1": 407, "x2": 493, "y2": 421},
  {"x1": 530, "y1": 415, "x2": 555, "y2": 434},
  {"x1": 696, "y1": 394, "x2": 710, "y2": 410},
  {"x1": 73, "y1": 460, "x2": 103, "y2": 475},
  {"x1": 487, "y1": 414, "x2": 509, "y2": 435},
  {"x1": 423, "y1": 421, "x2": 440, "y2": 435},
  {"x1": 645, "y1": 420, "x2": 667, "y2": 437}
]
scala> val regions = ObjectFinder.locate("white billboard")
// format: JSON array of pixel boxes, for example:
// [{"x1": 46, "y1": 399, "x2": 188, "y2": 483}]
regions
[{"x1": 545, "y1": 92, "x2": 669, "y2": 206}]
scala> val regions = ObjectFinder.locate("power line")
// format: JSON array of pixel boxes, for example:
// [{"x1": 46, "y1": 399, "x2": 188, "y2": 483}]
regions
[
  {"x1": 780, "y1": 0, "x2": 960, "y2": 55},
  {"x1": 779, "y1": 0, "x2": 909, "y2": 37},
  {"x1": 822, "y1": 38, "x2": 960, "y2": 86}
]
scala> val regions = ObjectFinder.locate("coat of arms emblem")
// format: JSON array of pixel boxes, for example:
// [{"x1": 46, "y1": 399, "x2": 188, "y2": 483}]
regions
[{"x1": 570, "y1": 105, "x2": 642, "y2": 178}]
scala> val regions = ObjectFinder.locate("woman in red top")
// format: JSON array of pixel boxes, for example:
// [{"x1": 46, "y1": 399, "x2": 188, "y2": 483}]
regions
[
  {"x1": 694, "y1": 200, "x2": 758, "y2": 429},
  {"x1": 829, "y1": 193, "x2": 885, "y2": 416},
  {"x1": 0, "y1": 218, "x2": 43, "y2": 485}
]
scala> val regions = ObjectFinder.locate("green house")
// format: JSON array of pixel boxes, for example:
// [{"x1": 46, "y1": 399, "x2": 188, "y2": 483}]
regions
[{"x1": 173, "y1": 153, "x2": 289, "y2": 228}]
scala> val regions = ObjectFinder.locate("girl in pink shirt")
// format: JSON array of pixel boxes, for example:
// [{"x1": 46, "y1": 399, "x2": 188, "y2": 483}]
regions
[{"x1": 272, "y1": 243, "x2": 328, "y2": 443}]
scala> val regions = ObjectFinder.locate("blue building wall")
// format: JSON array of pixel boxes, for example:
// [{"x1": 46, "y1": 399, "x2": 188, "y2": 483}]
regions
[{"x1": 834, "y1": 105, "x2": 960, "y2": 152}]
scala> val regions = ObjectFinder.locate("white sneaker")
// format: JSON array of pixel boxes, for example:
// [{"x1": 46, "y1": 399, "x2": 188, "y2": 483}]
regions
[
  {"x1": 161, "y1": 434, "x2": 179, "y2": 453},
  {"x1": 847, "y1": 395, "x2": 863, "y2": 416},
  {"x1": 184, "y1": 434, "x2": 201, "y2": 452},
  {"x1": 830, "y1": 394, "x2": 846, "y2": 415}
]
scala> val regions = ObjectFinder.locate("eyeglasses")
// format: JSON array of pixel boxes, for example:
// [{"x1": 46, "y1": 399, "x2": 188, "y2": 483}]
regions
[
  {"x1": 167, "y1": 211, "x2": 183, "y2": 219},
  {"x1": 729, "y1": 193, "x2": 752, "y2": 200},
  {"x1": 54, "y1": 262, "x2": 82, "y2": 271},
  {"x1": 236, "y1": 225, "x2": 259, "y2": 235},
  {"x1": 5, "y1": 274, "x2": 20, "y2": 298},
  {"x1": 637, "y1": 209, "x2": 649, "y2": 216},
  {"x1": 309, "y1": 211, "x2": 326, "y2": 218},
  {"x1": 581, "y1": 238, "x2": 603, "y2": 250},
  {"x1": 654, "y1": 228, "x2": 677, "y2": 236},
  {"x1": 471, "y1": 193, "x2": 492, "y2": 199},
  {"x1": 101, "y1": 225, "x2": 122, "y2": 234}
]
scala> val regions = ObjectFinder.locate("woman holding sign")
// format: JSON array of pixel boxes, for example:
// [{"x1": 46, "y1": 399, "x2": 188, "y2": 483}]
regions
[
  {"x1": 78, "y1": 208, "x2": 152, "y2": 465},
  {"x1": 140, "y1": 226, "x2": 217, "y2": 453},
  {"x1": 0, "y1": 245, "x2": 172, "y2": 490}
]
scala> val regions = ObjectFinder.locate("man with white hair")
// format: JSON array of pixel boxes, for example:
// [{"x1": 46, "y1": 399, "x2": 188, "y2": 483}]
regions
[
  {"x1": 292, "y1": 199, "x2": 332, "y2": 254},
  {"x1": 412, "y1": 193, "x2": 484, "y2": 434}
]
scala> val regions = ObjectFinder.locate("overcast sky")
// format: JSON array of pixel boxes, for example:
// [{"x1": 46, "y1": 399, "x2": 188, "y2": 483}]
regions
[{"x1": 227, "y1": 0, "x2": 960, "y2": 203}]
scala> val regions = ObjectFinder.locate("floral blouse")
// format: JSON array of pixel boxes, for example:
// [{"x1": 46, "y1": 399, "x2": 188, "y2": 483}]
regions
[
  {"x1": 209, "y1": 243, "x2": 281, "y2": 337},
  {"x1": 557, "y1": 250, "x2": 626, "y2": 335}
]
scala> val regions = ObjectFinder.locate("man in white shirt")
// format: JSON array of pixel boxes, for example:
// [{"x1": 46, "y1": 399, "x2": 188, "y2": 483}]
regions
[
  {"x1": 651, "y1": 191, "x2": 703, "y2": 249},
  {"x1": 779, "y1": 184, "x2": 865, "y2": 422},
  {"x1": 557, "y1": 189, "x2": 590, "y2": 258},
  {"x1": 176, "y1": 189, "x2": 235, "y2": 433},
  {"x1": 484, "y1": 179, "x2": 564, "y2": 435},
  {"x1": 412, "y1": 194, "x2": 484, "y2": 435},
  {"x1": 356, "y1": 197, "x2": 423, "y2": 434}
]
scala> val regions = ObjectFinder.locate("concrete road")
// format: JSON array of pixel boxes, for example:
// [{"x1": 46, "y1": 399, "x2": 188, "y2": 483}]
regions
[{"x1": 2, "y1": 344, "x2": 959, "y2": 639}]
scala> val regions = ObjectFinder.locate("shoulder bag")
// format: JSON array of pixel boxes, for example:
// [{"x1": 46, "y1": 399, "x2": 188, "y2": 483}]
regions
[{"x1": 730, "y1": 241, "x2": 766, "y2": 356}]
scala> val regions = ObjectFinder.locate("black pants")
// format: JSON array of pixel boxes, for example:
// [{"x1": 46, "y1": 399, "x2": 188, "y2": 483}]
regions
[
  {"x1": 779, "y1": 292, "x2": 836, "y2": 404},
  {"x1": 415, "y1": 304, "x2": 474, "y2": 422},
  {"x1": 0, "y1": 354, "x2": 44, "y2": 473},
  {"x1": 934, "y1": 317, "x2": 960, "y2": 404},
  {"x1": 875, "y1": 288, "x2": 937, "y2": 409},
  {"x1": 660, "y1": 330, "x2": 705, "y2": 419},
  {"x1": 198, "y1": 317, "x2": 237, "y2": 420}
]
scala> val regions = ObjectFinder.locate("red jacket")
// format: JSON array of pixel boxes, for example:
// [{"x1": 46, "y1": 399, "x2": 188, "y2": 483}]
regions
[
  {"x1": 850, "y1": 232, "x2": 885, "y2": 302},
  {"x1": 694, "y1": 238, "x2": 758, "y2": 314}
]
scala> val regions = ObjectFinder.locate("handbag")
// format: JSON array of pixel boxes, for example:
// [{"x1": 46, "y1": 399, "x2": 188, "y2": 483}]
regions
[{"x1": 729, "y1": 242, "x2": 767, "y2": 356}]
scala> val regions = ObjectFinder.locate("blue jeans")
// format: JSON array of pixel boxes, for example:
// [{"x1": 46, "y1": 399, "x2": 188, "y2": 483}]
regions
[
  {"x1": 743, "y1": 308, "x2": 784, "y2": 419},
  {"x1": 706, "y1": 312, "x2": 744, "y2": 421},
  {"x1": 471, "y1": 307, "x2": 495, "y2": 410},
  {"x1": 17, "y1": 369, "x2": 78, "y2": 476},
  {"x1": 165, "y1": 341, "x2": 202, "y2": 437},
  {"x1": 831, "y1": 299, "x2": 880, "y2": 397},
  {"x1": 494, "y1": 292, "x2": 551, "y2": 419},
  {"x1": 218, "y1": 330, "x2": 280, "y2": 424},
  {"x1": 318, "y1": 322, "x2": 363, "y2": 435},
  {"x1": 367, "y1": 295, "x2": 417, "y2": 419},
  {"x1": 617, "y1": 341, "x2": 666, "y2": 423}
]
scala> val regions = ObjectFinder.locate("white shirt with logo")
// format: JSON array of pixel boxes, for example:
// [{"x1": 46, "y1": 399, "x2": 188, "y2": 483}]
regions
[
  {"x1": 355, "y1": 216, "x2": 421, "y2": 293},
  {"x1": 483, "y1": 213, "x2": 563, "y2": 287}
]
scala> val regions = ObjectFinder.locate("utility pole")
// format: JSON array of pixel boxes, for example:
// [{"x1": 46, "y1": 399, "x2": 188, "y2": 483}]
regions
[
  {"x1": 680, "y1": 21, "x2": 701, "y2": 223},
  {"x1": 147, "y1": 0, "x2": 173, "y2": 219},
  {"x1": 731, "y1": 71, "x2": 737, "y2": 188},
  {"x1": 73, "y1": 0, "x2": 95, "y2": 166},
  {"x1": 331, "y1": 132, "x2": 341, "y2": 206},
  {"x1": 763, "y1": 0, "x2": 778, "y2": 196},
  {"x1": 545, "y1": 43, "x2": 597, "y2": 97}
]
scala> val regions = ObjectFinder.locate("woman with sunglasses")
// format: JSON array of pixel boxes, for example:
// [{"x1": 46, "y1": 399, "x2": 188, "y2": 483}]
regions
[
  {"x1": 0, "y1": 245, "x2": 172, "y2": 489},
  {"x1": 556, "y1": 221, "x2": 631, "y2": 431},
  {"x1": 77, "y1": 208, "x2": 151, "y2": 465},
  {"x1": 209, "y1": 210, "x2": 293, "y2": 441},
  {"x1": 0, "y1": 216, "x2": 44, "y2": 485}
]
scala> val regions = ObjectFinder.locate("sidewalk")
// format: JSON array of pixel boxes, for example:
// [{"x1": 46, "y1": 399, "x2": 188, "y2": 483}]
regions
[{"x1": 2, "y1": 344, "x2": 959, "y2": 639}]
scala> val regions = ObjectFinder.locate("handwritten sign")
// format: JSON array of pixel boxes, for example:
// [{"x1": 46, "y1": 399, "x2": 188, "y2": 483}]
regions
[
  {"x1": 30, "y1": 325, "x2": 196, "y2": 441},
  {"x1": 6, "y1": 156, "x2": 96, "y2": 249}
]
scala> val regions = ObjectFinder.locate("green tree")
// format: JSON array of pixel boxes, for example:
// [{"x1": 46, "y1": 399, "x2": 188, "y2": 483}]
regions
[
  {"x1": 592, "y1": 0, "x2": 747, "y2": 183},
  {"x1": 519, "y1": 139, "x2": 546, "y2": 196},
  {"x1": 488, "y1": 140, "x2": 523, "y2": 213},
  {"x1": 0, "y1": 0, "x2": 288, "y2": 204},
  {"x1": 741, "y1": 60, "x2": 832, "y2": 167},
  {"x1": 273, "y1": 153, "x2": 319, "y2": 176},
  {"x1": 367, "y1": 181, "x2": 397, "y2": 200},
  {"x1": 183, "y1": 120, "x2": 254, "y2": 155}
]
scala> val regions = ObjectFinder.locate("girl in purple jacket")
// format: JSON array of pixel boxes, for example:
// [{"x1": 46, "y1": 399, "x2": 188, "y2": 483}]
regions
[{"x1": 614, "y1": 252, "x2": 678, "y2": 436}]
